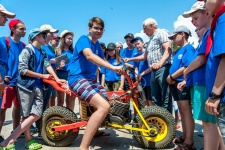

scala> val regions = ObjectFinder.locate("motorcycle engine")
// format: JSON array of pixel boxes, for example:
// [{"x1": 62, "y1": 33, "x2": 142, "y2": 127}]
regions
[{"x1": 109, "y1": 99, "x2": 130, "y2": 125}]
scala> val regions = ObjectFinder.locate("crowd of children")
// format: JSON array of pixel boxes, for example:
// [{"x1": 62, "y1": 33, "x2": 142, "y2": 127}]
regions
[{"x1": 0, "y1": 0, "x2": 225, "y2": 150}]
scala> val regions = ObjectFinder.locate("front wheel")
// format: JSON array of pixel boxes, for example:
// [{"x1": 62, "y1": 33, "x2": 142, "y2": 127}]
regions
[
  {"x1": 133, "y1": 106, "x2": 176, "y2": 149},
  {"x1": 41, "y1": 106, "x2": 79, "y2": 147}
]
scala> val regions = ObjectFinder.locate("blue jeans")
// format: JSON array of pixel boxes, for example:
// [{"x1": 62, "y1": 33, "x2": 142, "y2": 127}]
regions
[{"x1": 150, "y1": 64, "x2": 172, "y2": 113}]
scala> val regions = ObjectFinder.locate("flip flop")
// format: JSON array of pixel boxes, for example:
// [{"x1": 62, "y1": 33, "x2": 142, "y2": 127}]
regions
[
  {"x1": 0, "y1": 144, "x2": 15, "y2": 150},
  {"x1": 94, "y1": 131, "x2": 110, "y2": 137}
]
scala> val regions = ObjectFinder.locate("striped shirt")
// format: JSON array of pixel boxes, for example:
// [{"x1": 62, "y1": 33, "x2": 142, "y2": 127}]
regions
[{"x1": 146, "y1": 28, "x2": 171, "y2": 66}]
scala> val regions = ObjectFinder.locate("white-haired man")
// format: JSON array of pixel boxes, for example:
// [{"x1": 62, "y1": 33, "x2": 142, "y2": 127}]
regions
[{"x1": 125, "y1": 18, "x2": 172, "y2": 113}]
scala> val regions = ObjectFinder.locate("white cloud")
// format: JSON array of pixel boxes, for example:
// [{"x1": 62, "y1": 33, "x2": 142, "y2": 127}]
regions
[{"x1": 173, "y1": 15, "x2": 199, "y2": 48}]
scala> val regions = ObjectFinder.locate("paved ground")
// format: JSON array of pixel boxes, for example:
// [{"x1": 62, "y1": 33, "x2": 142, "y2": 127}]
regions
[{"x1": 2, "y1": 99, "x2": 204, "y2": 150}]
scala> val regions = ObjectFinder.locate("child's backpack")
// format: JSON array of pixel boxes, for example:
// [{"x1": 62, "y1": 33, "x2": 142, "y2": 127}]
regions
[{"x1": 5, "y1": 36, "x2": 26, "y2": 56}]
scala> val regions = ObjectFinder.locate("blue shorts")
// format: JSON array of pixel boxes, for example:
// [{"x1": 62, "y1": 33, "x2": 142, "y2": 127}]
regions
[{"x1": 70, "y1": 78, "x2": 106, "y2": 102}]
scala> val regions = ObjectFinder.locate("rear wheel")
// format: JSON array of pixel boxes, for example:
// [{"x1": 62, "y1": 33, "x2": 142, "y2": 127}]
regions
[
  {"x1": 41, "y1": 106, "x2": 79, "y2": 147},
  {"x1": 133, "y1": 106, "x2": 175, "y2": 149}
]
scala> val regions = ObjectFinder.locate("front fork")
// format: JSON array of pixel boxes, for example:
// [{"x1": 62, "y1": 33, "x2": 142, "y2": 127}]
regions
[{"x1": 108, "y1": 98, "x2": 151, "y2": 132}]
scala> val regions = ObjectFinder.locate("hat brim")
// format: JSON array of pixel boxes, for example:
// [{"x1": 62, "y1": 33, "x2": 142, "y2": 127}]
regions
[
  {"x1": 168, "y1": 33, "x2": 177, "y2": 40},
  {"x1": 1, "y1": 10, "x2": 16, "y2": 18},
  {"x1": 182, "y1": 8, "x2": 205, "y2": 18},
  {"x1": 50, "y1": 29, "x2": 59, "y2": 33},
  {"x1": 61, "y1": 31, "x2": 74, "y2": 38}
]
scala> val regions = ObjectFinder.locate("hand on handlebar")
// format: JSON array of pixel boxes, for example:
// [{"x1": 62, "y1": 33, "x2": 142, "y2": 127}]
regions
[
  {"x1": 123, "y1": 58, "x2": 130, "y2": 63},
  {"x1": 111, "y1": 66, "x2": 124, "y2": 74}
]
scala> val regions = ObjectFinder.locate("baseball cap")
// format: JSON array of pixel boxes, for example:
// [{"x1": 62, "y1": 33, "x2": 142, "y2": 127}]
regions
[
  {"x1": 8, "y1": 19, "x2": 23, "y2": 36},
  {"x1": 53, "y1": 34, "x2": 60, "y2": 39},
  {"x1": 107, "y1": 42, "x2": 116, "y2": 50},
  {"x1": 168, "y1": 26, "x2": 191, "y2": 39},
  {"x1": 0, "y1": 5, "x2": 16, "y2": 18},
  {"x1": 130, "y1": 37, "x2": 143, "y2": 43},
  {"x1": 182, "y1": 1, "x2": 205, "y2": 18},
  {"x1": 28, "y1": 28, "x2": 44, "y2": 41},
  {"x1": 100, "y1": 42, "x2": 106, "y2": 48},
  {"x1": 124, "y1": 33, "x2": 134, "y2": 39},
  {"x1": 40, "y1": 24, "x2": 58, "y2": 33},
  {"x1": 60, "y1": 30, "x2": 74, "y2": 38}
]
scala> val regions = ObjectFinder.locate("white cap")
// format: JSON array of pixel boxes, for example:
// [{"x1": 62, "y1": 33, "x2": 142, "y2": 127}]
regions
[
  {"x1": 60, "y1": 30, "x2": 74, "y2": 38},
  {"x1": 0, "y1": 5, "x2": 16, "y2": 18},
  {"x1": 182, "y1": 1, "x2": 205, "y2": 18},
  {"x1": 40, "y1": 24, "x2": 58, "y2": 33}
]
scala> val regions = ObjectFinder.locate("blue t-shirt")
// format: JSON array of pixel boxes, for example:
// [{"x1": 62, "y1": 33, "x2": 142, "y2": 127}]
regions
[
  {"x1": 61, "y1": 50, "x2": 73, "y2": 71},
  {"x1": 4, "y1": 37, "x2": 24, "y2": 86},
  {"x1": 170, "y1": 44, "x2": 195, "y2": 82},
  {"x1": 0, "y1": 37, "x2": 8, "y2": 65},
  {"x1": 68, "y1": 35, "x2": 104, "y2": 86},
  {"x1": 102, "y1": 58, "x2": 121, "y2": 82},
  {"x1": 133, "y1": 52, "x2": 151, "y2": 86},
  {"x1": 206, "y1": 13, "x2": 225, "y2": 102},
  {"x1": 42, "y1": 45, "x2": 56, "y2": 69},
  {"x1": 33, "y1": 45, "x2": 44, "y2": 89},
  {"x1": 187, "y1": 29, "x2": 210, "y2": 87},
  {"x1": 120, "y1": 47, "x2": 138, "y2": 79}
]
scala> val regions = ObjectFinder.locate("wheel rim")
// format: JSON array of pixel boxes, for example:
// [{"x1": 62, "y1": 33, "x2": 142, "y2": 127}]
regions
[
  {"x1": 141, "y1": 117, "x2": 168, "y2": 142},
  {"x1": 45, "y1": 117, "x2": 69, "y2": 140}
]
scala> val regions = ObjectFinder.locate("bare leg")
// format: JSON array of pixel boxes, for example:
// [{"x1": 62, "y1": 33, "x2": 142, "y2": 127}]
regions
[
  {"x1": 12, "y1": 106, "x2": 20, "y2": 130},
  {"x1": 0, "y1": 114, "x2": 40, "y2": 147},
  {"x1": 79, "y1": 94, "x2": 110, "y2": 150},
  {"x1": 0, "y1": 109, "x2": 6, "y2": 134},
  {"x1": 178, "y1": 101, "x2": 194, "y2": 145},
  {"x1": 66, "y1": 95, "x2": 75, "y2": 111},
  {"x1": 47, "y1": 97, "x2": 56, "y2": 108},
  {"x1": 57, "y1": 91, "x2": 65, "y2": 106},
  {"x1": 203, "y1": 122, "x2": 221, "y2": 150}
]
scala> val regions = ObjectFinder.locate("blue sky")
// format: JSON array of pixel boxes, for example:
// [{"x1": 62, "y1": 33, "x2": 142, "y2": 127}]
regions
[{"x1": 0, "y1": 0, "x2": 197, "y2": 45}]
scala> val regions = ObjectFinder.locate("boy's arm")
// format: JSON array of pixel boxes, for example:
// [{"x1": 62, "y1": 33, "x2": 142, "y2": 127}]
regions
[
  {"x1": 167, "y1": 67, "x2": 186, "y2": 85},
  {"x1": 18, "y1": 49, "x2": 44, "y2": 79},
  {"x1": 124, "y1": 52, "x2": 147, "y2": 63},
  {"x1": 119, "y1": 75, "x2": 124, "y2": 91},
  {"x1": 140, "y1": 67, "x2": 152, "y2": 77},
  {"x1": 206, "y1": 54, "x2": 225, "y2": 115},
  {"x1": 83, "y1": 48, "x2": 122, "y2": 73},
  {"x1": 101, "y1": 74, "x2": 105, "y2": 87},
  {"x1": 184, "y1": 55, "x2": 204, "y2": 80}
]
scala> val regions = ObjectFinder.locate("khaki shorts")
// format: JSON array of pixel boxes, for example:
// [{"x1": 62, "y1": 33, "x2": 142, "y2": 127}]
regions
[{"x1": 17, "y1": 87, "x2": 43, "y2": 117}]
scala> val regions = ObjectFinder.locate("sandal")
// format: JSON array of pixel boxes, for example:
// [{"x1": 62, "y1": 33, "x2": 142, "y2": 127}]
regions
[
  {"x1": 0, "y1": 144, "x2": 15, "y2": 150},
  {"x1": 174, "y1": 142, "x2": 196, "y2": 150},
  {"x1": 94, "y1": 131, "x2": 110, "y2": 137},
  {"x1": 173, "y1": 136, "x2": 185, "y2": 143},
  {"x1": 25, "y1": 139, "x2": 42, "y2": 150}
]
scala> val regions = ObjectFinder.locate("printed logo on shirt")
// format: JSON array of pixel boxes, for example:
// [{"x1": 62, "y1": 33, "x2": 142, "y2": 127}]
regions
[{"x1": 178, "y1": 54, "x2": 183, "y2": 60}]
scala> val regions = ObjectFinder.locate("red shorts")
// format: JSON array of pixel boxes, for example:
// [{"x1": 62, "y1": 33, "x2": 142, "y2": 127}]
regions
[{"x1": 1, "y1": 86, "x2": 20, "y2": 109}]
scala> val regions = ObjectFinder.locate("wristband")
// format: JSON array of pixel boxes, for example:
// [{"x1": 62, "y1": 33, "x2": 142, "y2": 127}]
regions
[{"x1": 170, "y1": 75, "x2": 176, "y2": 81}]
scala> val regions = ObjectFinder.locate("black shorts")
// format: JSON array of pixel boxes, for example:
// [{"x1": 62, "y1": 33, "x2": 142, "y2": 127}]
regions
[
  {"x1": 170, "y1": 82, "x2": 190, "y2": 101},
  {"x1": 143, "y1": 86, "x2": 152, "y2": 100}
]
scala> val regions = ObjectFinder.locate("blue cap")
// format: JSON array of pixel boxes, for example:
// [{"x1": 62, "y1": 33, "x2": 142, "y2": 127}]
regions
[
  {"x1": 28, "y1": 28, "x2": 42, "y2": 41},
  {"x1": 130, "y1": 37, "x2": 143, "y2": 43}
]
